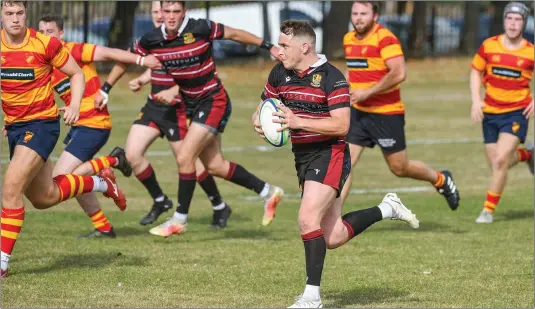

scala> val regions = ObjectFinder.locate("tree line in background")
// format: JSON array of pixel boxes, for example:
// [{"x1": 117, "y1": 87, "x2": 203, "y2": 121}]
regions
[{"x1": 36, "y1": 1, "x2": 527, "y2": 60}]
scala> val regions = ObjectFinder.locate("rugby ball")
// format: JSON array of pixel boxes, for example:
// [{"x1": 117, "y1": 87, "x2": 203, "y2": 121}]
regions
[{"x1": 259, "y1": 98, "x2": 290, "y2": 147}]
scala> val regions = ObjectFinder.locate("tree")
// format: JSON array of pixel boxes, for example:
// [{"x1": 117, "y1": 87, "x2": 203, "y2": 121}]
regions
[
  {"x1": 407, "y1": 1, "x2": 427, "y2": 58},
  {"x1": 108, "y1": 1, "x2": 139, "y2": 49},
  {"x1": 322, "y1": 1, "x2": 353, "y2": 59},
  {"x1": 490, "y1": 1, "x2": 507, "y2": 37},
  {"x1": 459, "y1": 2, "x2": 480, "y2": 55}
]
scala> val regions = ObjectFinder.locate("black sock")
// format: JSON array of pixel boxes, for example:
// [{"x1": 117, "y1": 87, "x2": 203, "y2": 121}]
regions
[
  {"x1": 342, "y1": 206, "x2": 382, "y2": 240},
  {"x1": 197, "y1": 171, "x2": 223, "y2": 207},
  {"x1": 224, "y1": 162, "x2": 266, "y2": 194},
  {"x1": 176, "y1": 172, "x2": 197, "y2": 215},
  {"x1": 302, "y1": 229, "x2": 326, "y2": 287},
  {"x1": 135, "y1": 164, "x2": 164, "y2": 200}
]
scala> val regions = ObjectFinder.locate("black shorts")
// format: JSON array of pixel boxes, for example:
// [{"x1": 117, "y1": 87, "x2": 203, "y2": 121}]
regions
[
  {"x1": 345, "y1": 109, "x2": 406, "y2": 154},
  {"x1": 133, "y1": 101, "x2": 187, "y2": 142},
  {"x1": 293, "y1": 141, "x2": 351, "y2": 198},
  {"x1": 185, "y1": 87, "x2": 232, "y2": 135}
]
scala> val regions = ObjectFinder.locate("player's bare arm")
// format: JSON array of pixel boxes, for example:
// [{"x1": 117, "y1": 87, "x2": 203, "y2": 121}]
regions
[
  {"x1": 223, "y1": 26, "x2": 279, "y2": 59},
  {"x1": 351, "y1": 56, "x2": 406, "y2": 103},
  {"x1": 128, "y1": 68, "x2": 152, "y2": 93},
  {"x1": 92, "y1": 45, "x2": 162, "y2": 70},
  {"x1": 154, "y1": 84, "x2": 180, "y2": 104},
  {"x1": 58, "y1": 54, "x2": 85, "y2": 125},
  {"x1": 273, "y1": 105, "x2": 350, "y2": 136},
  {"x1": 469, "y1": 68, "x2": 485, "y2": 122}
]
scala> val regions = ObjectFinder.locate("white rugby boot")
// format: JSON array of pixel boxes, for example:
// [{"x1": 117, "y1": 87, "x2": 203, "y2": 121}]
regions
[
  {"x1": 382, "y1": 193, "x2": 419, "y2": 229},
  {"x1": 475, "y1": 210, "x2": 493, "y2": 224}
]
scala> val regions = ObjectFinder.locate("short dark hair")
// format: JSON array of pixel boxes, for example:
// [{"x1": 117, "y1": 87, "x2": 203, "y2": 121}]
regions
[
  {"x1": 354, "y1": 1, "x2": 379, "y2": 14},
  {"x1": 2, "y1": 1, "x2": 27, "y2": 9},
  {"x1": 160, "y1": 1, "x2": 186, "y2": 9},
  {"x1": 39, "y1": 14, "x2": 64, "y2": 30},
  {"x1": 280, "y1": 20, "x2": 316, "y2": 44}
]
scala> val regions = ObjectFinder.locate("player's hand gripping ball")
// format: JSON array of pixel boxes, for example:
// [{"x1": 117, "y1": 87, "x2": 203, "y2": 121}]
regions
[{"x1": 259, "y1": 98, "x2": 290, "y2": 147}]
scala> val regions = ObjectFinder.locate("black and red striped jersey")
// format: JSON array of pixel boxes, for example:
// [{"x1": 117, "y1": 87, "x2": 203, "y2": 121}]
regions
[
  {"x1": 133, "y1": 16, "x2": 225, "y2": 102},
  {"x1": 261, "y1": 55, "x2": 350, "y2": 145}
]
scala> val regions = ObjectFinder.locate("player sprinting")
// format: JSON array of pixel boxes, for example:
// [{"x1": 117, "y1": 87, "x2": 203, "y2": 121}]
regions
[
  {"x1": 37, "y1": 14, "x2": 162, "y2": 238},
  {"x1": 129, "y1": 1, "x2": 284, "y2": 236},
  {"x1": 94, "y1": 1, "x2": 234, "y2": 228},
  {"x1": 0, "y1": 1, "x2": 125, "y2": 277},
  {"x1": 252, "y1": 20, "x2": 419, "y2": 308},
  {"x1": 341, "y1": 1, "x2": 461, "y2": 210},
  {"x1": 470, "y1": 2, "x2": 534, "y2": 224}
]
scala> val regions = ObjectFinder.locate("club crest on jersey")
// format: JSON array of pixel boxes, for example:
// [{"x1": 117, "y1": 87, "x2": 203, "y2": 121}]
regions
[
  {"x1": 23, "y1": 131, "x2": 34, "y2": 143},
  {"x1": 311, "y1": 74, "x2": 322, "y2": 87},
  {"x1": 361, "y1": 46, "x2": 368, "y2": 55},
  {"x1": 26, "y1": 55, "x2": 35, "y2": 64},
  {"x1": 1, "y1": 56, "x2": 5, "y2": 64},
  {"x1": 512, "y1": 122, "x2": 520, "y2": 133},
  {"x1": 183, "y1": 33, "x2": 195, "y2": 44},
  {"x1": 517, "y1": 59, "x2": 524, "y2": 67},
  {"x1": 492, "y1": 55, "x2": 501, "y2": 63},
  {"x1": 345, "y1": 46, "x2": 352, "y2": 54}
]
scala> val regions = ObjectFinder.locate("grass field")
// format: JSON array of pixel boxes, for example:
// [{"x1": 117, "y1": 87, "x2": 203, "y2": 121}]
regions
[{"x1": 1, "y1": 57, "x2": 534, "y2": 308}]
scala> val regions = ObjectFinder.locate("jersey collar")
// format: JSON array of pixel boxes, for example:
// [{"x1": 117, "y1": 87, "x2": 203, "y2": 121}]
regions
[
  {"x1": 161, "y1": 16, "x2": 190, "y2": 40},
  {"x1": 295, "y1": 54, "x2": 328, "y2": 77}
]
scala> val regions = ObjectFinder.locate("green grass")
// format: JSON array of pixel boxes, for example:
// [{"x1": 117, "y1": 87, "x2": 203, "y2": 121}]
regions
[{"x1": 2, "y1": 57, "x2": 534, "y2": 308}]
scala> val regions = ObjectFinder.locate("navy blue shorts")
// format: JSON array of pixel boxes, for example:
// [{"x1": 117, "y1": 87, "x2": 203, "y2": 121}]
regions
[
  {"x1": 6, "y1": 118, "x2": 60, "y2": 161},
  {"x1": 63, "y1": 126, "x2": 111, "y2": 161},
  {"x1": 482, "y1": 109, "x2": 529, "y2": 144}
]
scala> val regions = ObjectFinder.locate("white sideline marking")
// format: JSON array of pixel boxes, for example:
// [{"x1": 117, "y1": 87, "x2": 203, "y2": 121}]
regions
[
  {"x1": 240, "y1": 186, "x2": 434, "y2": 200},
  {"x1": 0, "y1": 137, "x2": 480, "y2": 164}
]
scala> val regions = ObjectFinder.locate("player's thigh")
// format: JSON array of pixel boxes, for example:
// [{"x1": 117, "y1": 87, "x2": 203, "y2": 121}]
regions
[
  {"x1": 124, "y1": 124, "x2": 160, "y2": 158},
  {"x1": 198, "y1": 134, "x2": 228, "y2": 174},
  {"x1": 496, "y1": 132, "x2": 521, "y2": 159},
  {"x1": 3, "y1": 145, "x2": 46, "y2": 201},
  {"x1": 53, "y1": 151, "x2": 84, "y2": 176},
  {"x1": 299, "y1": 180, "x2": 338, "y2": 231},
  {"x1": 178, "y1": 122, "x2": 217, "y2": 163}
]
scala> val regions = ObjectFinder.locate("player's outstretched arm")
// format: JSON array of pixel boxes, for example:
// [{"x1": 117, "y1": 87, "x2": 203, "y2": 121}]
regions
[
  {"x1": 223, "y1": 26, "x2": 278, "y2": 59},
  {"x1": 470, "y1": 68, "x2": 485, "y2": 122},
  {"x1": 92, "y1": 46, "x2": 162, "y2": 70},
  {"x1": 58, "y1": 54, "x2": 85, "y2": 125},
  {"x1": 273, "y1": 105, "x2": 350, "y2": 136}
]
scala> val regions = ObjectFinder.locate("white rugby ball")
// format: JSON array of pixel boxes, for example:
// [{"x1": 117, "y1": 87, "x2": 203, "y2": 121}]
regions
[{"x1": 259, "y1": 98, "x2": 290, "y2": 147}]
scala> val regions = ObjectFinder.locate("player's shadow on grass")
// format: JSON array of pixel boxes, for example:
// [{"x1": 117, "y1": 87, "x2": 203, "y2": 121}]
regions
[
  {"x1": 19, "y1": 252, "x2": 146, "y2": 275},
  {"x1": 501, "y1": 210, "x2": 534, "y2": 221},
  {"x1": 369, "y1": 221, "x2": 467, "y2": 234},
  {"x1": 326, "y1": 286, "x2": 409, "y2": 307},
  {"x1": 197, "y1": 212, "x2": 251, "y2": 224},
  {"x1": 113, "y1": 226, "x2": 153, "y2": 237}
]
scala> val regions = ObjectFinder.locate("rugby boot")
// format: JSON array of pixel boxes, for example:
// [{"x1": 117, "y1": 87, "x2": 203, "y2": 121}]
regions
[
  {"x1": 149, "y1": 216, "x2": 187, "y2": 237},
  {"x1": 476, "y1": 210, "x2": 493, "y2": 224},
  {"x1": 77, "y1": 228, "x2": 117, "y2": 239},
  {"x1": 262, "y1": 185, "x2": 284, "y2": 226},
  {"x1": 382, "y1": 193, "x2": 419, "y2": 229},
  {"x1": 109, "y1": 147, "x2": 133, "y2": 177},
  {"x1": 436, "y1": 170, "x2": 460, "y2": 210},
  {"x1": 210, "y1": 204, "x2": 232, "y2": 228},
  {"x1": 139, "y1": 196, "x2": 173, "y2": 225},
  {"x1": 99, "y1": 168, "x2": 127, "y2": 211},
  {"x1": 288, "y1": 295, "x2": 323, "y2": 308}
]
